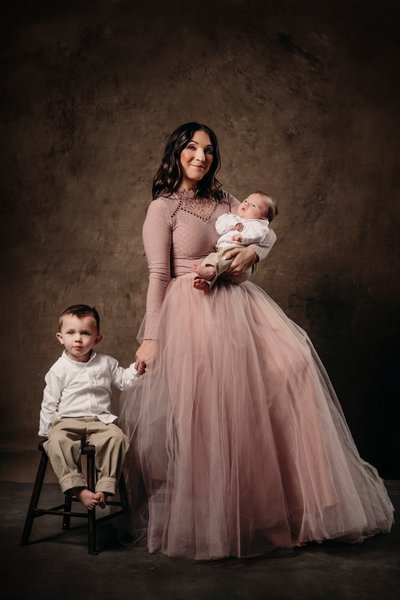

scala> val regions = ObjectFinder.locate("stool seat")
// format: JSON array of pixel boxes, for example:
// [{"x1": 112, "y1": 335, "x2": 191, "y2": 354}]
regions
[{"x1": 21, "y1": 441, "x2": 130, "y2": 554}]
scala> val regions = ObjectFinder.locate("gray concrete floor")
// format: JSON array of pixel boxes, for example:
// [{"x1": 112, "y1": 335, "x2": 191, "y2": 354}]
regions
[{"x1": 1, "y1": 480, "x2": 399, "y2": 600}]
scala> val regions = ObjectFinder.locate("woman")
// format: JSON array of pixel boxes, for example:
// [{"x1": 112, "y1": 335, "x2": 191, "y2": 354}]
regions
[{"x1": 120, "y1": 122, "x2": 393, "y2": 560}]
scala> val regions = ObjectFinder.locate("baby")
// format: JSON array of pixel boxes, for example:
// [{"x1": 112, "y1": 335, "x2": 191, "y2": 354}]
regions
[
  {"x1": 39, "y1": 304, "x2": 145, "y2": 510},
  {"x1": 193, "y1": 191, "x2": 277, "y2": 292}
]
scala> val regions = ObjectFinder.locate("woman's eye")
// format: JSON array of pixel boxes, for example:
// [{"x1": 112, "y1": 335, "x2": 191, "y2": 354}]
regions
[
  {"x1": 205, "y1": 148, "x2": 214, "y2": 155},
  {"x1": 187, "y1": 144, "x2": 196, "y2": 151}
]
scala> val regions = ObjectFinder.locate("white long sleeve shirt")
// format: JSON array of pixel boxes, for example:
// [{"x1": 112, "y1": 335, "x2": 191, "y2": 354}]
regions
[
  {"x1": 215, "y1": 213, "x2": 270, "y2": 250},
  {"x1": 38, "y1": 351, "x2": 141, "y2": 437}
]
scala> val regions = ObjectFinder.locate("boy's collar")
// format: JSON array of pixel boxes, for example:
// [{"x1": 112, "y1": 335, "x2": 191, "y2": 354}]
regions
[{"x1": 62, "y1": 349, "x2": 97, "y2": 365}]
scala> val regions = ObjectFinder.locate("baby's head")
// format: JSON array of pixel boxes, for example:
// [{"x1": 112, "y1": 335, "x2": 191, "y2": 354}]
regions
[
  {"x1": 238, "y1": 192, "x2": 278, "y2": 222},
  {"x1": 56, "y1": 304, "x2": 102, "y2": 363}
]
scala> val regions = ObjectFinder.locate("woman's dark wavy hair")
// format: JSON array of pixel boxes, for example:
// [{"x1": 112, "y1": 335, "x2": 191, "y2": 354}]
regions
[{"x1": 152, "y1": 122, "x2": 223, "y2": 201}]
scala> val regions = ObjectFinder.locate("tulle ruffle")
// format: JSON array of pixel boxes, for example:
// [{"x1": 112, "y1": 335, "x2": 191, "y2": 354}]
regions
[{"x1": 119, "y1": 274, "x2": 394, "y2": 559}]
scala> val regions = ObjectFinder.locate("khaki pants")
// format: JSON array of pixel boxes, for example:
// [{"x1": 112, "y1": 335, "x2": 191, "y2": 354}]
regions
[
  {"x1": 43, "y1": 417, "x2": 129, "y2": 495},
  {"x1": 197, "y1": 247, "x2": 256, "y2": 289}
]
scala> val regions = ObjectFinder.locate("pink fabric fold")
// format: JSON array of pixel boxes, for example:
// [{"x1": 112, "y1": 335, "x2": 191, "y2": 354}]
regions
[{"x1": 120, "y1": 275, "x2": 394, "y2": 560}]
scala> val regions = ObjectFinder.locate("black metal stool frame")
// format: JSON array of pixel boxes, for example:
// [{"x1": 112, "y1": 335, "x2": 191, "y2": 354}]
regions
[{"x1": 21, "y1": 442, "x2": 130, "y2": 554}]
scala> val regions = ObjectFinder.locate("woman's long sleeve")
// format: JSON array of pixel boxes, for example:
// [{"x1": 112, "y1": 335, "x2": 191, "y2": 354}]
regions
[{"x1": 142, "y1": 199, "x2": 173, "y2": 340}]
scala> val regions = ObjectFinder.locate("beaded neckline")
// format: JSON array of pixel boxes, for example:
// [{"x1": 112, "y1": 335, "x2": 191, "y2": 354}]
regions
[
  {"x1": 171, "y1": 189, "x2": 219, "y2": 223},
  {"x1": 175, "y1": 189, "x2": 203, "y2": 201}
]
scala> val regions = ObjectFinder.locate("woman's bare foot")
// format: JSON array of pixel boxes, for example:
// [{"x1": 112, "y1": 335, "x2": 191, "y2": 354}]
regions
[
  {"x1": 94, "y1": 491, "x2": 108, "y2": 509},
  {"x1": 75, "y1": 489, "x2": 99, "y2": 510},
  {"x1": 193, "y1": 278, "x2": 210, "y2": 292},
  {"x1": 192, "y1": 264, "x2": 216, "y2": 281},
  {"x1": 292, "y1": 539, "x2": 306, "y2": 548}
]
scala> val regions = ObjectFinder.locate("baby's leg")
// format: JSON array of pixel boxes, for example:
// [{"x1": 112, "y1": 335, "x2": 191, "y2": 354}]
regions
[
  {"x1": 192, "y1": 264, "x2": 216, "y2": 281},
  {"x1": 192, "y1": 252, "x2": 219, "y2": 292},
  {"x1": 192, "y1": 264, "x2": 213, "y2": 292}
]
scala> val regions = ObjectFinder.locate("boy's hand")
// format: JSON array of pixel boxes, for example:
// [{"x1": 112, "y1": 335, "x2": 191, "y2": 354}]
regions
[
  {"x1": 136, "y1": 339, "x2": 158, "y2": 372},
  {"x1": 135, "y1": 361, "x2": 146, "y2": 375}
]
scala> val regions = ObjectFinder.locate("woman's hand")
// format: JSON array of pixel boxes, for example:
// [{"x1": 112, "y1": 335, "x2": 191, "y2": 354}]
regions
[
  {"x1": 223, "y1": 246, "x2": 258, "y2": 278},
  {"x1": 136, "y1": 339, "x2": 158, "y2": 371}
]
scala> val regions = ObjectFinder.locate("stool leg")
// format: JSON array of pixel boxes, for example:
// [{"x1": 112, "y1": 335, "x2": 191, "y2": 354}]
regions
[
  {"x1": 21, "y1": 450, "x2": 49, "y2": 545},
  {"x1": 86, "y1": 451, "x2": 97, "y2": 555},
  {"x1": 118, "y1": 471, "x2": 130, "y2": 514},
  {"x1": 63, "y1": 494, "x2": 72, "y2": 530},
  {"x1": 117, "y1": 470, "x2": 132, "y2": 541}
]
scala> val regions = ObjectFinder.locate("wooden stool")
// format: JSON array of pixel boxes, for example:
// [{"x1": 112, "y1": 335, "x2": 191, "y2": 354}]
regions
[{"x1": 21, "y1": 442, "x2": 130, "y2": 554}]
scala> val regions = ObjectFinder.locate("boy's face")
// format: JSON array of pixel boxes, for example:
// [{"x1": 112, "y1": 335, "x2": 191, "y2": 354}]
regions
[
  {"x1": 56, "y1": 314, "x2": 102, "y2": 362},
  {"x1": 238, "y1": 194, "x2": 268, "y2": 220}
]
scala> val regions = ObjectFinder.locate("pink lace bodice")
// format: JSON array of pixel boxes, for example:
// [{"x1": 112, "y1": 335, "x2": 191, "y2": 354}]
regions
[{"x1": 142, "y1": 190, "x2": 276, "y2": 338}]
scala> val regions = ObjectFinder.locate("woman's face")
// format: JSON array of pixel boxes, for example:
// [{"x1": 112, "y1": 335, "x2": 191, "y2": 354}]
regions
[{"x1": 179, "y1": 130, "x2": 214, "y2": 190}]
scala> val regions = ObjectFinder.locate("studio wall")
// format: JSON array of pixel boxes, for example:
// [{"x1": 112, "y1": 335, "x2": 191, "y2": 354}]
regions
[{"x1": 2, "y1": 0, "x2": 399, "y2": 479}]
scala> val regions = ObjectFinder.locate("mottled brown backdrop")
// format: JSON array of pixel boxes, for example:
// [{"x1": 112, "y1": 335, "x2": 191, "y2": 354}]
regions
[{"x1": 1, "y1": 0, "x2": 399, "y2": 479}]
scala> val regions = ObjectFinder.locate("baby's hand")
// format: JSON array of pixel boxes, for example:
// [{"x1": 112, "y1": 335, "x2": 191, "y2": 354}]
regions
[
  {"x1": 232, "y1": 234, "x2": 243, "y2": 243},
  {"x1": 235, "y1": 223, "x2": 244, "y2": 232}
]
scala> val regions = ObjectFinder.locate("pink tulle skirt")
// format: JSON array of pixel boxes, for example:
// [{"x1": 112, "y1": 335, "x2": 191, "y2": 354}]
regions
[{"x1": 119, "y1": 274, "x2": 394, "y2": 559}]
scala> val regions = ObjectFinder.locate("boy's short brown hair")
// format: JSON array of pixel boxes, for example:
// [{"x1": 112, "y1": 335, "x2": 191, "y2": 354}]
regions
[{"x1": 58, "y1": 304, "x2": 100, "y2": 332}]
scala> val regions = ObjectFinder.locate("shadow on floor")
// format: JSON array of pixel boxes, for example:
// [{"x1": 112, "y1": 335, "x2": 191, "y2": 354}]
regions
[{"x1": 1, "y1": 481, "x2": 399, "y2": 600}]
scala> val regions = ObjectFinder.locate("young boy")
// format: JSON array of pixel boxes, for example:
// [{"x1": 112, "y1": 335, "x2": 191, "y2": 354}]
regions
[
  {"x1": 38, "y1": 304, "x2": 144, "y2": 510},
  {"x1": 192, "y1": 191, "x2": 277, "y2": 292}
]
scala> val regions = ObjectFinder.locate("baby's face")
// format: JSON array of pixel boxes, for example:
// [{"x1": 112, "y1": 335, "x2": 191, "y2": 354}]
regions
[{"x1": 238, "y1": 194, "x2": 267, "y2": 220}]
